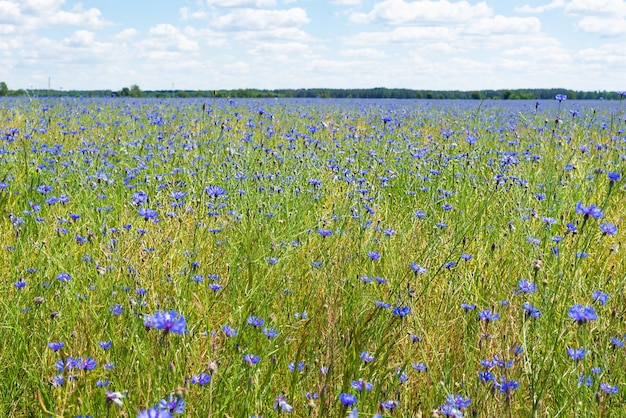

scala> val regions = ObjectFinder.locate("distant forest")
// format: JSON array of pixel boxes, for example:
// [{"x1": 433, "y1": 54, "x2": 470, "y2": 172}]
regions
[{"x1": 0, "y1": 82, "x2": 623, "y2": 100}]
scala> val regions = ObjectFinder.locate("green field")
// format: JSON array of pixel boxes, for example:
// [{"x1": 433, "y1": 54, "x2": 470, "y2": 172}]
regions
[{"x1": 1, "y1": 97, "x2": 625, "y2": 417}]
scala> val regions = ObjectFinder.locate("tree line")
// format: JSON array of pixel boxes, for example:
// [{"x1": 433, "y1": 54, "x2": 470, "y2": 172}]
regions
[{"x1": 0, "y1": 82, "x2": 623, "y2": 100}]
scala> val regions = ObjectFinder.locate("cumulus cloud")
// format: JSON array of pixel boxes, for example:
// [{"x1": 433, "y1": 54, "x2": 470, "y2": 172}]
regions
[
  {"x1": 208, "y1": 0, "x2": 277, "y2": 8},
  {"x1": 349, "y1": 0, "x2": 492, "y2": 25},
  {"x1": 211, "y1": 7, "x2": 310, "y2": 30},
  {"x1": 565, "y1": 0, "x2": 626, "y2": 16},
  {"x1": 515, "y1": 0, "x2": 565, "y2": 14}
]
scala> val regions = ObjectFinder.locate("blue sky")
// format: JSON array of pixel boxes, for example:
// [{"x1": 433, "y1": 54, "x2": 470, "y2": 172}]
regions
[{"x1": 1, "y1": 0, "x2": 625, "y2": 91}]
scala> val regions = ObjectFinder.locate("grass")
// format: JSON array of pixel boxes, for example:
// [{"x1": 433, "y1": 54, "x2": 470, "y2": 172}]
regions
[{"x1": 0, "y1": 96, "x2": 625, "y2": 417}]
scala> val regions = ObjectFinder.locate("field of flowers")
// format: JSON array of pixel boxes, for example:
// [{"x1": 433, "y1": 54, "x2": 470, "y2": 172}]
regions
[{"x1": 1, "y1": 95, "x2": 625, "y2": 417}]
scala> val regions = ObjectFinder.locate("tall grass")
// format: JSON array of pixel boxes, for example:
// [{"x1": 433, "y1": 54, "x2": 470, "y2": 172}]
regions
[{"x1": 0, "y1": 97, "x2": 624, "y2": 417}]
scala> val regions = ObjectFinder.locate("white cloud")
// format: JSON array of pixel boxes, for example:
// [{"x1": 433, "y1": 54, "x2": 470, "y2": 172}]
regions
[
  {"x1": 112, "y1": 28, "x2": 139, "y2": 42},
  {"x1": 62, "y1": 30, "x2": 95, "y2": 48},
  {"x1": 565, "y1": 0, "x2": 626, "y2": 16},
  {"x1": 576, "y1": 16, "x2": 626, "y2": 35},
  {"x1": 211, "y1": 7, "x2": 310, "y2": 30},
  {"x1": 180, "y1": 7, "x2": 208, "y2": 20},
  {"x1": 350, "y1": 0, "x2": 492, "y2": 25},
  {"x1": 142, "y1": 24, "x2": 199, "y2": 52},
  {"x1": 515, "y1": 0, "x2": 564, "y2": 14},
  {"x1": 329, "y1": 0, "x2": 362, "y2": 5},
  {"x1": 464, "y1": 16, "x2": 541, "y2": 35},
  {"x1": 338, "y1": 47, "x2": 386, "y2": 58},
  {"x1": 208, "y1": 0, "x2": 277, "y2": 7},
  {"x1": 0, "y1": 0, "x2": 109, "y2": 30}
]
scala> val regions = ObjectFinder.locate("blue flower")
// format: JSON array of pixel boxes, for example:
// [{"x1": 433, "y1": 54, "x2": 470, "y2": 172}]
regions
[
  {"x1": 205, "y1": 185, "x2": 226, "y2": 198},
  {"x1": 137, "y1": 406, "x2": 173, "y2": 418},
  {"x1": 159, "y1": 395, "x2": 185, "y2": 414},
  {"x1": 568, "y1": 304, "x2": 597, "y2": 324},
  {"x1": 494, "y1": 376, "x2": 520, "y2": 395},
  {"x1": 575, "y1": 202, "x2": 603, "y2": 220},
  {"x1": 599, "y1": 223, "x2": 618, "y2": 236},
  {"x1": 518, "y1": 279, "x2": 537, "y2": 294},
  {"x1": 555, "y1": 94, "x2": 567, "y2": 102},
  {"x1": 600, "y1": 383, "x2": 618, "y2": 394},
  {"x1": 392, "y1": 306, "x2": 411, "y2": 317},
  {"x1": 191, "y1": 373, "x2": 211, "y2": 385},
  {"x1": 567, "y1": 347, "x2": 586, "y2": 361},
  {"x1": 339, "y1": 393, "x2": 357, "y2": 407},
  {"x1": 360, "y1": 351, "x2": 375, "y2": 363},
  {"x1": 522, "y1": 302, "x2": 541, "y2": 318},
  {"x1": 247, "y1": 316, "x2": 264, "y2": 327},
  {"x1": 48, "y1": 341, "x2": 65, "y2": 351},
  {"x1": 592, "y1": 290, "x2": 609, "y2": 305},
  {"x1": 350, "y1": 378, "x2": 373, "y2": 391},
  {"x1": 144, "y1": 310, "x2": 187, "y2": 335},
  {"x1": 478, "y1": 310, "x2": 499, "y2": 323},
  {"x1": 274, "y1": 396, "x2": 292, "y2": 413}
]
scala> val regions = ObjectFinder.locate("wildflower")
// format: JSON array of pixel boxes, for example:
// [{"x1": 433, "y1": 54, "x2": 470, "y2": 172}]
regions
[
  {"x1": 592, "y1": 290, "x2": 609, "y2": 305},
  {"x1": 318, "y1": 228, "x2": 333, "y2": 237},
  {"x1": 568, "y1": 304, "x2": 597, "y2": 324},
  {"x1": 478, "y1": 310, "x2": 499, "y2": 323},
  {"x1": 274, "y1": 396, "x2": 292, "y2": 413},
  {"x1": 288, "y1": 361, "x2": 305, "y2": 372},
  {"x1": 518, "y1": 279, "x2": 537, "y2": 294},
  {"x1": 412, "y1": 362, "x2": 427, "y2": 372},
  {"x1": 56, "y1": 272, "x2": 71, "y2": 282},
  {"x1": 144, "y1": 310, "x2": 187, "y2": 335},
  {"x1": 479, "y1": 371, "x2": 495, "y2": 382},
  {"x1": 359, "y1": 351, "x2": 375, "y2": 363},
  {"x1": 222, "y1": 324, "x2": 237, "y2": 337},
  {"x1": 522, "y1": 302, "x2": 541, "y2": 318},
  {"x1": 494, "y1": 376, "x2": 520, "y2": 395},
  {"x1": 567, "y1": 347, "x2": 586, "y2": 361},
  {"x1": 244, "y1": 354, "x2": 260, "y2": 365},
  {"x1": 599, "y1": 223, "x2": 618, "y2": 236},
  {"x1": 105, "y1": 391, "x2": 125, "y2": 407},
  {"x1": 380, "y1": 400, "x2": 398, "y2": 411},
  {"x1": 607, "y1": 172, "x2": 621, "y2": 183},
  {"x1": 263, "y1": 327, "x2": 279, "y2": 338},
  {"x1": 247, "y1": 316, "x2": 264, "y2": 327},
  {"x1": 159, "y1": 395, "x2": 185, "y2": 414},
  {"x1": 138, "y1": 207, "x2": 159, "y2": 221},
  {"x1": 375, "y1": 301, "x2": 390, "y2": 309},
  {"x1": 99, "y1": 341, "x2": 112, "y2": 350},
  {"x1": 575, "y1": 202, "x2": 603, "y2": 220},
  {"x1": 392, "y1": 306, "x2": 411, "y2": 317},
  {"x1": 461, "y1": 303, "x2": 476, "y2": 312},
  {"x1": 410, "y1": 262, "x2": 427, "y2": 273},
  {"x1": 367, "y1": 251, "x2": 380, "y2": 261},
  {"x1": 110, "y1": 304, "x2": 124, "y2": 316},
  {"x1": 438, "y1": 394, "x2": 471, "y2": 417},
  {"x1": 339, "y1": 393, "x2": 357, "y2": 407},
  {"x1": 137, "y1": 406, "x2": 173, "y2": 418},
  {"x1": 599, "y1": 383, "x2": 618, "y2": 394},
  {"x1": 48, "y1": 342, "x2": 65, "y2": 351},
  {"x1": 555, "y1": 94, "x2": 567, "y2": 102},
  {"x1": 350, "y1": 379, "x2": 373, "y2": 391},
  {"x1": 611, "y1": 337, "x2": 624, "y2": 348},
  {"x1": 208, "y1": 283, "x2": 222, "y2": 292},
  {"x1": 191, "y1": 373, "x2": 211, "y2": 385},
  {"x1": 205, "y1": 185, "x2": 226, "y2": 198}
]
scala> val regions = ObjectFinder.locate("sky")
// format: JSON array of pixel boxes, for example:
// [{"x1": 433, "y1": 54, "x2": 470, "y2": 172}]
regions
[{"x1": 0, "y1": 0, "x2": 625, "y2": 91}]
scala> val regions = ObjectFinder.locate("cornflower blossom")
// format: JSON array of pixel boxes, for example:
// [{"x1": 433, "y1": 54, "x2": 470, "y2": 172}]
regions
[
  {"x1": 350, "y1": 378, "x2": 373, "y2": 391},
  {"x1": 359, "y1": 351, "x2": 375, "y2": 363},
  {"x1": 568, "y1": 304, "x2": 597, "y2": 325},
  {"x1": 137, "y1": 407, "x2": 173, "y2": 418},
  {"x1": 522, "y1": 302, "x2": 541, "y2": 319},
  {"x1": 518, "y1": 279, "x2": 537, "y2": 294},
  {"x1": 339, "y1": 393, "x2": 358, "y2": 407},
  {"x1": 190, "y1": 373, "x2": 211, "y2": 385},
  {"x1": 575, "y1": 202, "x2": 603, "y2": 220},
  {"x1": 592, "y1": 290, "x2": 609, "y2": 305},
  {"x1": 105, "y1": 391, "x2": 125, "y2": 407},
  {"x1": 144, "y1": 310, "x2": 187, "y2": 335},
  {"x1": 478, "y1": 310, "x2": 499, "y2": 323},
  {"x1": 274, "y1": 396, "x2": 292, "y2": 413},
  {"x1": 159, "y1": 395, "x2": 185, "y2": 414},
  {"x1": 567, "y1": 348, "x2": 586, "y2": 361},
  {"x1": 599, "y1": 223, "x2": 618, "y2": 236}
]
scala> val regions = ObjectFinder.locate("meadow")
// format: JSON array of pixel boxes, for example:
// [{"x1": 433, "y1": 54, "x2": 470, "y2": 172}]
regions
[{"x1": 1, "y1": 95, "x2": 625, "y2": 417}]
